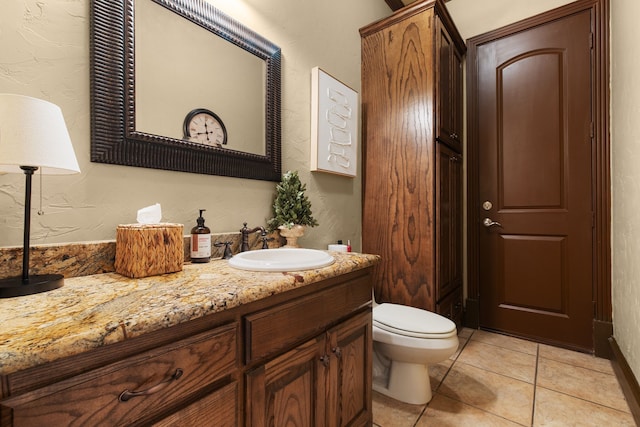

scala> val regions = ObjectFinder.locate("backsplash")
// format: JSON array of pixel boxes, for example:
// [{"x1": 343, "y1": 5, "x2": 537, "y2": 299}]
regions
[{"x1": 0, "y1": 232, "x2": 283, "y2": 280}]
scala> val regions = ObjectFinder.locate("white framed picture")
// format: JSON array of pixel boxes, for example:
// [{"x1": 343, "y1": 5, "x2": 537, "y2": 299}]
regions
[{"x1": 310, "y1": 67, "x2": 358, "y2": 177}]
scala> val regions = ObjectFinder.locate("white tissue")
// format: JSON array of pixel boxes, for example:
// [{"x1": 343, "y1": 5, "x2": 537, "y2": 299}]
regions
[{"x1": 137, "y1": 203, "x2": 162, "y2": 224}]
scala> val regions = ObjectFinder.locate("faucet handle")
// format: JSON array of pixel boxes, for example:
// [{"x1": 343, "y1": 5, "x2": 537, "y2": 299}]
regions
[
  {"x1": 214, "y1": 241, "x2": 233, "y2": 259},
  {"x1": 260, "y1": 233, "x2": 274, "y2": 249}
]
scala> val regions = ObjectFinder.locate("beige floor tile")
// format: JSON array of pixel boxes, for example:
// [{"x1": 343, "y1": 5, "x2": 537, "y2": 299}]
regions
[
  {"x1": 456, "y1": 340, "x2": 537, "y2": 383},
  {"x1": 416, "y1": 393, "x2": 523, "y2": 427},
  {"x1": 458, "y1": 327, "x2": 475, "y2": 339},
  {"x1": 536, "y1": 357, "x2": 630, "y2": 413},
  {"x1": 438, "y1": 362, "x2": 534, "y2": 425},
  {"x1": 450, "y1": 333, "x2": 472, "y2": 361},
  {"x1": 471, "y1": 329, "x2": 538, "y2": 355},
  {"x1": 533, "y1": 386, "x2": 636, "y2": 426},
  {"x1": 538, "y1": 343, "x2": 614, "y2": 374},
  {"x1": 430, "y1": 358, "x2": 453, "y2": 391},
  {"x1": 372, "y1": 390, "x2": 425, "y2": 427}
]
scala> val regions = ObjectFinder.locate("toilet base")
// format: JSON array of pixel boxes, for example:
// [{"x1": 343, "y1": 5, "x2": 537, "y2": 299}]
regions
[{"x1": 372, "y1": 359, "x2": 433, "y2": 405}]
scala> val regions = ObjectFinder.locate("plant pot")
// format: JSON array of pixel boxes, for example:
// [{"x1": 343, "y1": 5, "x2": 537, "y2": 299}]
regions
[{"x1": 278, "y1": 225, "x2": 305, "y2": 248}]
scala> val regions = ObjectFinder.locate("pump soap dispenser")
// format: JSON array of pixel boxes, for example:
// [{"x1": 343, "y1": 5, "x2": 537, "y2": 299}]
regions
[{"x1": 190, "y1": 209, "x2": 211, "y2": 263}]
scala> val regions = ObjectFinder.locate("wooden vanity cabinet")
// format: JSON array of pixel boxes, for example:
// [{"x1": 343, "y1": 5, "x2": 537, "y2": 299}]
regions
[
  {"x1": 360, "y1": 0, "x2": 465, "y2": 327},
  {"x1": 0, "y1": 267, "x2": 373, "y2": 426},
  {"x1": 245, "y1": 274, "x2": 373, "y2": 426}
]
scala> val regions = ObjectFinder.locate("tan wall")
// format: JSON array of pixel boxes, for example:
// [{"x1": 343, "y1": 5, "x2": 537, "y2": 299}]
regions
[
  {"x1": 611, "y1": 0, "x2": 640, "y2": 381},
  {"x1": 446, "y1": 0, "x2": 576, "y2": 40},
  {"x1": 0, "y1": 0, "x2": 390, "y2": 250}
]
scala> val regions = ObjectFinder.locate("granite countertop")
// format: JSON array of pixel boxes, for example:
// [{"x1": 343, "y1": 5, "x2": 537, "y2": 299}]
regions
[{"x1": 0, "y1": 251, "x2": 379, "y2": 376}]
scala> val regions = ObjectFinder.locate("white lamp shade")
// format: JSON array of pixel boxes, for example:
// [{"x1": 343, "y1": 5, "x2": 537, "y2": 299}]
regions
[{"x1": 0, "y1": 94, "x2": 80, "y2": 175}]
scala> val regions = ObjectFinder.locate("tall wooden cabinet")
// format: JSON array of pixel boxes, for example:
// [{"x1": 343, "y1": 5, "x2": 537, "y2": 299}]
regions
[{"x1": 360, "y1": 0, "x2": 465, "y2": 325}]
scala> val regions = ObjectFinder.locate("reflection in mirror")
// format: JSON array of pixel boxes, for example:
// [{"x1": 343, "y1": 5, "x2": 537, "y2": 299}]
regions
[
  {"x1": 90, "y1": 0, "x2": 281, "y2": 181},
  {"x1": 136, "y1": 0, "x2": 265, "y2": 155}
]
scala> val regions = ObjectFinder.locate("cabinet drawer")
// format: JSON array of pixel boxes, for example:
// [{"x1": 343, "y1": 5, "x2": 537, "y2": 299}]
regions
[
  {"x1": 244, "y1": 274, "x2": 371, "y2": 364},
  {"x1": 152, "y1": 381, "x2": 237, "y2": 427},
  {"x1": 436, "y1": 287, "x2": 463, "y2": 328},
  {"x1": 1, "y1": 323, "x2": 237, "y2": 427}
]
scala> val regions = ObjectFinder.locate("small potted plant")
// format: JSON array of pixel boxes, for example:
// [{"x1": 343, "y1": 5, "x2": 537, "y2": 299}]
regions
[{"x1": 267, "y1": 170, "x2": 319, "y2": 247}]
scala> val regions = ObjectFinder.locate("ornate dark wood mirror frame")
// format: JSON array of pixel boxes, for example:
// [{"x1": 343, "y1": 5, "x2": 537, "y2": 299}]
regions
[{"x1": 90, "y1": 0, "x2": 282, "y2": 181}]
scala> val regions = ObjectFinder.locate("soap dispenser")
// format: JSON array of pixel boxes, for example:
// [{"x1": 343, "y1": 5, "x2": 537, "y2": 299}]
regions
[{"x1": 190, "y1": 209, "x2": 211, "y2": 263}]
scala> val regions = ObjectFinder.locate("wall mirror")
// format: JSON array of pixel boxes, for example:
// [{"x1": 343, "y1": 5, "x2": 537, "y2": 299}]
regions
[{"x1": 90, "y1": 0, "x2": 282, "y2": 181}]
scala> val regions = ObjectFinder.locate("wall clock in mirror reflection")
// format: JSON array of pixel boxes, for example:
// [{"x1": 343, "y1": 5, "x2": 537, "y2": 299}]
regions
[{"x1": 183, "y1": 108, "x2": 228, "y2": 147}]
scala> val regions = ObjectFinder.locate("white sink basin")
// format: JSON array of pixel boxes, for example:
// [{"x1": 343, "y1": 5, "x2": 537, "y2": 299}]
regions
[{"x1": 228, "y1": 248, "x2": 335, "y2": 272}]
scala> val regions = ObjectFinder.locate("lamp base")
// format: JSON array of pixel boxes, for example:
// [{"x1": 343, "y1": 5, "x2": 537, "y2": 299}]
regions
[{"x1": 0, "y1": 274, "x2": 64, "y2": 298}]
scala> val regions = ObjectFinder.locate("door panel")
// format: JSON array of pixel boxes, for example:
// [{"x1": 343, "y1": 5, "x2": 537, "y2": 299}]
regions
[
  {"x1": 500, "y1": 235, "x2": 566, "y2": 314},
  {"x1": 501, "y1": 51, "x2": 564, "y2": 209},
  {"x1": 477, "y1": 10, "x2": 593, "y2": 350}
]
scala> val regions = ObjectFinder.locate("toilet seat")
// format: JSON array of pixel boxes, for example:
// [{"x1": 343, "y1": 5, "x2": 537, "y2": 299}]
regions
[{"x1": 373, "y1": 303, "x2": 457, "y2": 339}]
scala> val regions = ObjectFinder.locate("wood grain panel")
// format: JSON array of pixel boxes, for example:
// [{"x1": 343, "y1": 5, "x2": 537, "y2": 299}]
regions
[
  {"x1": 244, "y1": 275, "x2": 370, "y2": 364},
  {"x1": 152, "y1": 382, "x2": 237, "y2": 427},
  {"x1": 246, "y1": 336, "x2": 325, "y2": 427},
  {"x1": 361, "y1": 9, "x2": 436, "y2": 310},
  {"x1": 330, "y1": 311, "x2": 372, "y2": 427},
  {"x1": 2, "y1": 325, "x2": 236, "y2": 426}
]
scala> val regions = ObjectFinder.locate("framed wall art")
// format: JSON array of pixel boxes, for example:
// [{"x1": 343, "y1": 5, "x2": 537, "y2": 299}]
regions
[{"x1": 310, "y1": 67, "x2": 358, "y2": 177}]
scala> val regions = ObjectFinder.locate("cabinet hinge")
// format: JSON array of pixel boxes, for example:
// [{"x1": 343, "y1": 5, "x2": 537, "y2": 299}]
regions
[
  {"x1": 590, "y1": 122, "x2": 594, "y2": 139},
  {"x1": 590, "y1": 32, "x2": 594, "y2": 49}
]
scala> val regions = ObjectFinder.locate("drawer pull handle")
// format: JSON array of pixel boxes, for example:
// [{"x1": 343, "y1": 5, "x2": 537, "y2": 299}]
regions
[{"x1": 119, "y1": 368, "x2": 184, "y2": 402}]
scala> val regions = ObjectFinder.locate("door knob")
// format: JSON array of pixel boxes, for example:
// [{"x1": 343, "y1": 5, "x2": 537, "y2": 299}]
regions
[{"x1": 483, "y1": 217, "x2": 502, "y2": 228}]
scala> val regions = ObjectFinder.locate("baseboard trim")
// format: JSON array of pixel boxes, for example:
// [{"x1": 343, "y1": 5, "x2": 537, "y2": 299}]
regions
[
  {"x1": 609, "y1": 336, "x2": 640, "y2": 424},
  {"x1": 594, "y1": 320, "x2": 613, "y2": 359}
]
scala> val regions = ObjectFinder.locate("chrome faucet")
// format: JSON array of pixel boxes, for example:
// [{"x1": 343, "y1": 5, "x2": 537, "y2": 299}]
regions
[{"x1": 240, "y1": 222, "x2": 267, "y2": 252}]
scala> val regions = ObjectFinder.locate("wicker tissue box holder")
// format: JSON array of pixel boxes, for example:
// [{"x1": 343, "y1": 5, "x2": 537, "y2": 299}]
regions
[{"x1": 115, "y1": 223, "x2": 184, "y2": 278}]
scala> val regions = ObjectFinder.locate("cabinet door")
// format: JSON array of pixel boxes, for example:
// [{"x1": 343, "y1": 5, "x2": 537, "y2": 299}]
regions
[
  {"x1": 436, "y1": 143, "x2": 463, "y2": 302},
  {"x1": 436, "y1": 17, "x2": 463, "y2": 153},
  {"x1": 246, "y1": 336, "x2": 327, "y2": 427},
  {"x1": 361, "y1": 8, "x2": 437, "y2": 311},
  {"x1": 326, "y1": 310, "x2": 372, "y2": 427}
]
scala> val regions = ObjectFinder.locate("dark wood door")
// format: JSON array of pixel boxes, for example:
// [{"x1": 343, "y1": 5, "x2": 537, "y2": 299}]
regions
[{"x1": 476, "y1": 10, "x2": 594, "y2": 350}]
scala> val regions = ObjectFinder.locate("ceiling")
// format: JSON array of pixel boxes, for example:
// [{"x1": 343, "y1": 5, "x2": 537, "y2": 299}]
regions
[{"x1": 385, "y1": 0, "x2": 449, "y2": 12}]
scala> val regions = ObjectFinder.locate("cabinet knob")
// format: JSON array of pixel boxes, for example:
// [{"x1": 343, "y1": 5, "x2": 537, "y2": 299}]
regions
[
  {"x1": 332, "y1": 347, "x2": 342, "y2": 359},
  {"x1": 320, "y1": 355, "x2": 330, "y2": 367}
]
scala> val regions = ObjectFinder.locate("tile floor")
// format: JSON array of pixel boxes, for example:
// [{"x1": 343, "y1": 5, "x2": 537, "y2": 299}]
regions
[{"x1": 373, "y1": 328, "x2": 637, "y2": 426}]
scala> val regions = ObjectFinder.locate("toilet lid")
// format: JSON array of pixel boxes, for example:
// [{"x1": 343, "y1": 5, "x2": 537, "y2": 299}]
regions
[{"x1": 373, "y1": 303, "x2": 457, "y2": 339}]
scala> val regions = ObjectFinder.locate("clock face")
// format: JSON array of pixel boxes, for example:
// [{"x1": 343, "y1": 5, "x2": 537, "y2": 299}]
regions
[{"x1": 184, "y1": 109, "x2": 227, "y2": 147}]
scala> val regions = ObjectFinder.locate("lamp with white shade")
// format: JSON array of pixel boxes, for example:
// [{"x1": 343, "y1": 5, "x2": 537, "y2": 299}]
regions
[{"x1": 0, "y1": 94, "x2": 81, "y2": 298}]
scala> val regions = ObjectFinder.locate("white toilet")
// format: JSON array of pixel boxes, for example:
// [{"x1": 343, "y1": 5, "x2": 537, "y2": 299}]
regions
[{"x1": 372, "y1": 297, "x2": 459, "y2": 405}]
